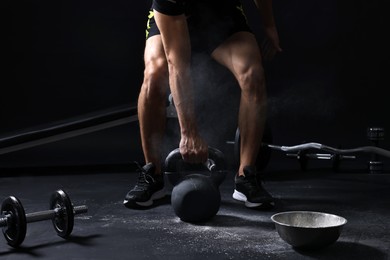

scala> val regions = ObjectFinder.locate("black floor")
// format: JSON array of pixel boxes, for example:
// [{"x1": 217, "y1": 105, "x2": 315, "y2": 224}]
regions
[{"x1": 0, "y1": 163, "x2": 389, "y2": 260}]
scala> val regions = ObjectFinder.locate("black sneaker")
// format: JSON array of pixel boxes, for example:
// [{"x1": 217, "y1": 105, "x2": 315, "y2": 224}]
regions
[
  {"x1": 232, "y1": 166, "x2": 274, "y2": 208},
  {"x1": 123, "y1": 163, "x2": 166, "y2": 208}
]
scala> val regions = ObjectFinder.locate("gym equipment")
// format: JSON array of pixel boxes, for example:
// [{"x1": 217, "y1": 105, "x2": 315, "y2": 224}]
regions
[
  {"x1": 284, "y1": 146, "x2": 357, "y2": 172},
  {"x1": 0, "y1": 105, "x2": 138, "y2": 156},
  {"x1": 232, "y1": 126, "x2": 390, "y2": 173},
  {"x1": 268, "y1": 139, "x2": 390, "y2": 172},
  {"x1": 271, "y1": 211, "x2": 347, "y2": 250},
  {"x1": 285, "y1": 149, "x2": 356, "y2": 172},
  {"x1": 165, "y1": 147, "x2": 227, "y2": 223},
  {"x1": 171, "y1": 174, "x2": 221, "y2": 223},
  {"x1": 367, "y1": 127, "x2": 384, "y2": 173},
  {"x1": 279, "y1": 127, "x2": 389, "y2": 172},
  {"x1": 0, "y1": 189, "x2": 88, "y2": 248}
]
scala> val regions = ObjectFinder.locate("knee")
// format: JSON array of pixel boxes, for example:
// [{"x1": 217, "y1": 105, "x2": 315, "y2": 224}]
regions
[
  {"x1": 237, "y1": 65, "x2": 266, "y2": 103},
  {"x1": 142, "y1": 57, "x2": 169, "y2": 101}
]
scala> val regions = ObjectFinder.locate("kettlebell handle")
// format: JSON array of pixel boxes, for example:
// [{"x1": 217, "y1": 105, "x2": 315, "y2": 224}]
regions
[
  {"x1": 205, "y1": 159, "x2": 216, "y2": 172},
  {"x1": 164, "y1": 147, "x2": 227, "y2": 186},
  {"x1": 165, "y1": 147, "x2": 225, "y2": 171}
]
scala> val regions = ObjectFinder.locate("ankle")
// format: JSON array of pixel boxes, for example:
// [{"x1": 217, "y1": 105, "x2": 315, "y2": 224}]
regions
[
  {"x1": 237, "y1": 172, "x2": 245, "y2": 177},
  {"x1": 143, "y1": 161, "x2": 162, "y2": 175}
]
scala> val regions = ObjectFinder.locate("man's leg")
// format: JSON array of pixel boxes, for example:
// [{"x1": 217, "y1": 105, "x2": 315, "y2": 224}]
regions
[
  {"x1": 211, "y1": 31, "x2": 273, "y2": 207},
  {"x1": 124, "y1": 35, "x2": 169, "y2": 208},
  {"x1": 212, "y1": 31, "x2": 266, "y2": 175},
  {"x1": 138, "y1": 35, "x2": 169, "y2": 174}
]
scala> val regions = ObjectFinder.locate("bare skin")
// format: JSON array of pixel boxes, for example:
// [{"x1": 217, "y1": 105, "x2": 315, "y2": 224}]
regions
[
  {"x1": 139, "y1": 0, "x2": 281, "y2": 176},
  {"x1": 211, "y1": 31, "x2": 268, "y2": 175},
  {"x1": 137, "y1": 35, "x2": 169, "y2": 174},
  {"x1": 154, "y1": 12, "x2": 209, "y2": 165}
]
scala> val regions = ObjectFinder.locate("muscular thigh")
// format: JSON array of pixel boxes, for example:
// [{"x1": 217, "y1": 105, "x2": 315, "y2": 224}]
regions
[
  {"x1": 143, "y1": 35, "x2": 169, "y2": 94},
  {"x1": 144, "y1": 35, "x2": 167, "y2": 70},
  {"x1": 211, "y1": 32, "x2": 263, "y2": 79}
]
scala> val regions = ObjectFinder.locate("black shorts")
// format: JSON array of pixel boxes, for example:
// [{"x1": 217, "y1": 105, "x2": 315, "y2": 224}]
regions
[{"x1": 145, "y1": 2, "x2": 252, "y2": 54}]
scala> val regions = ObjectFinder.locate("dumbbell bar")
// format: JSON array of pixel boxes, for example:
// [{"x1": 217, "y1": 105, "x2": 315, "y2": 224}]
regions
[
  {"x1": 0, "y1": 205, "x2": 87, "y2": 226},
  {"x1": 1, "y1": 190, "x2": 88, "y2": 247}
]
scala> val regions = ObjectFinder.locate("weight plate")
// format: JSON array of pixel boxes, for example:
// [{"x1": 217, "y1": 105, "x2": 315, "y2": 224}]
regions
[
  {"x1": 49, "y1": 190, "x2": 74, "y2": 238},
  {"x1": 1, "y1": 196, "x2": 27, "y2": 247}
]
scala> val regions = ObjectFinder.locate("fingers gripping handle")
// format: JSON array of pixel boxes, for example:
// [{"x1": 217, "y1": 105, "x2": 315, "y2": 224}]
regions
[
  {"x1": 164, "y1": 147, "x2": 226, "y2": 186},
  {"x1": 165, "y1": 147, "x2": 224, "y2": 172}
]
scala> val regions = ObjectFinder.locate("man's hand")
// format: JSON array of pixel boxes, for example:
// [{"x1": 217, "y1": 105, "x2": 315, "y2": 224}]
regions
[
  {"x1": 261, "y1": 26, "x2": 282, "y2": 61},
  {"x1": 179, "y1": 134, "x2": 208, "y2": 164}
]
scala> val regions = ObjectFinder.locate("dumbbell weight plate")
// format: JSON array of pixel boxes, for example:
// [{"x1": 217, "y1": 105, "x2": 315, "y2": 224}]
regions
[
  {"x1": 1, "y1": 196, "x2": 27, "y2": 247},
  {"x1": 49, "y1": 190, "x2": 74, "y2": 238}
]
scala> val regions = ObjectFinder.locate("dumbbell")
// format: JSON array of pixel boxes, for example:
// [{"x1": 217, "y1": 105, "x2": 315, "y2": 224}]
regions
[
  {"x1": 367, "y1": 127, "x2": 385, "y2": 173},
  {"x1": 165, "y1": 147, "x2": 227, "y2": 223},
  {"x1": 0, "y1": 189, "x2": 88, "y2": 248}
]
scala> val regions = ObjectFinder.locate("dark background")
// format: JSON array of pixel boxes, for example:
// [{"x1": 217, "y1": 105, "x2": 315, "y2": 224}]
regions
[{"x1": 2, "y1": 0, "x2": 389, "y2": 170}]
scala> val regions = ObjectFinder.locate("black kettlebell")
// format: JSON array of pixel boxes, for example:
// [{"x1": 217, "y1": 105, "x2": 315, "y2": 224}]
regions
[{"x1": 165, "y1": 147, "x2": 227, "y2": 223}]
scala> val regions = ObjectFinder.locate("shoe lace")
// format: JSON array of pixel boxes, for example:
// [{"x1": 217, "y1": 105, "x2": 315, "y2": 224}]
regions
[{"x1": 132, "y1": 161, "x2": 156, "y2": 191}]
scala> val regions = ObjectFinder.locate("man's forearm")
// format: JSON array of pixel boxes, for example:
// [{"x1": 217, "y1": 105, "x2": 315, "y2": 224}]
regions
[
  {"x1": 168, "y1": 66, "x2": 199, "y2": 136},
  {"x1": 253, "y1": 0, "x2": 276, "y2": 27},
  {"x1": 154, "y1": 11, "x2": 199, "y2": 137}
]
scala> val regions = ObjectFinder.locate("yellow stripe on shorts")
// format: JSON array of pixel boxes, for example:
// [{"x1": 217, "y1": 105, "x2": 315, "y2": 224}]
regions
[{"x1": 146, "y1": 10, "x2": 155, "y2": 39}]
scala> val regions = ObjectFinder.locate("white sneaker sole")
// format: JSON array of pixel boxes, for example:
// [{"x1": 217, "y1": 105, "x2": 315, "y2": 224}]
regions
[
  {"x1": 232, "y1": 190, "x2": 274, "y2": 208},
  {"x1": 123, "y1": 188, "x2": 166, "y2": 207}
]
